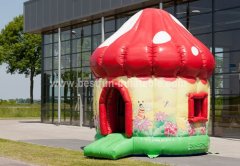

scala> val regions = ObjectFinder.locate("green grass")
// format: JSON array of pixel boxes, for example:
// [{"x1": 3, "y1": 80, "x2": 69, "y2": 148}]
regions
[
  {"x1": 0, "y1": 104, "x2": 40, "y2": 118},
  {"x1": 0, "y1": 138, "x2": 163, "y2": 166}
]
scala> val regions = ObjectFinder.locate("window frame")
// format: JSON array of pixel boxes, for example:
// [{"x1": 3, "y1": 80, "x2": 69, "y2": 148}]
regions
[{"x1": 188, "y1": 92, "x2": 208, "y2": 123}]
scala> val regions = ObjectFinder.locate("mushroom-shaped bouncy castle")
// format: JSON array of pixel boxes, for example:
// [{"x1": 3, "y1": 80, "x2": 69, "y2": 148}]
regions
[{"x1": 84, "y1": 9, "x2": 215, "y2": 159}]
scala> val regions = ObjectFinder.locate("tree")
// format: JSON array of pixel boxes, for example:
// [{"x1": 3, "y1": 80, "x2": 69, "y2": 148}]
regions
[{"x1": 0, "y1": 15, "x2": 41, "y2": 104}]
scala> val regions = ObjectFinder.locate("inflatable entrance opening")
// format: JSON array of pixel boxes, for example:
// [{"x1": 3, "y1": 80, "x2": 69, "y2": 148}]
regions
[
  {"x1": 99, "y1": 81, "x2": 132, "y2": 137},
  {"x1": 84, "y1": 8, "x2": 215, "y2": 159}
]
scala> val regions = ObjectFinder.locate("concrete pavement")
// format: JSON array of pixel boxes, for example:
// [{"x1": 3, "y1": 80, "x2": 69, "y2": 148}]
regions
[
  {"x1": 0, "y1": 119, "x2": 240, "y2": 166},
  {"x1": 0, "y1": 157, "x2": 30, "y2": 166}
]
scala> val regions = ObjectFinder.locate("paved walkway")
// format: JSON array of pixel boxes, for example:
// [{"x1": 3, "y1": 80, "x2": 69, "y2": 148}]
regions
[
  {"x1": 0, "y1": 119, "x2": 240, "y2": 166},
  {"x1": 0, "y1": 157, "x2": 30, "y2": 166}
]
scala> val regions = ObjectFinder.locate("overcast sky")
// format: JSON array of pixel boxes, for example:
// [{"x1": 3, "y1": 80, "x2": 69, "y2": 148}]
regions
[{"x1": 0, "y1": 0, "x2": 41, "y2": 100}]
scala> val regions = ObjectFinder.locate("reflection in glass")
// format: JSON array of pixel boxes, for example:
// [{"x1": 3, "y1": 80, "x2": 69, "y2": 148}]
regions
[
  {"x1": 82, "y1": 37, "x2": 91, "y2": 52},
  {"x1": 61, "y1": 55, "x2": 71, "y2": 69},
  {"x1": 116, "y1": 16, "x2": 128, "y2": 29},
  {"x1": 61, "y1": 30, "x2": 71, "y2": 41},
  {"x1": 54, "y1": 43, "x2": 59, "y2": 56},
  {"x1": 189, "y1": 13, "x2": 212, "y2": 34},
  {"x1": 105, "y1": 18, "x2": 115, "y2": 32},
  {"x1": 44, "y1": 57, "x2": 52, "y2": 71},
  {"x1": 44, "y1": 33, "x2": 52, "y2": 44},
  {"x1": 190, "y1": 0, "x2": 212, "y2": 14},
  {"x1": 215, "y1": 0, "x2": 240, "y2": 10},
  {"x1": 92, "y1": 35, "x2": 101, "y2": 50},
  {"x1": 72, "y1": 53, "x2": 81, "y2": 68},
  {"x1": 44, "y1": 44, "x2": 52, "y2": 57},
  {"x1": 93, "y1": 21, "x2": 101, "y2": 35},
  {"x1": 61, "y1": 41, "x2": 70, "y2": 55},
  {"x1": 215, "y1": 8, "x2": 240, "y2": 31},
  {"x1": 215, "y1": 29, "x2": 240, "y2": 52},
  {"x1": 82, "y1": 67, "x2": 91, "y2": 80},
  {"x1": 215, "y1": 52, "x2": 240, "y2": 74},
  {"x1": 72, "y1": 39, "x2": 82, "y2": 53},
  {"x1": 195, "y1": 33, "x2": 212, "y2": 48},
  {"x1": 214, "y1": 73, "x2": 240, "y2": 137},
  {"x1": 82, "y1": 25, "x2": 91, "y2": 36}
]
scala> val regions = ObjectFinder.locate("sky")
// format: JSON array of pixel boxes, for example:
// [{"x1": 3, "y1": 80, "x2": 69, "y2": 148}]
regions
[{"x1": 0, "y1": 0, "x2": 41, "y2": 100}]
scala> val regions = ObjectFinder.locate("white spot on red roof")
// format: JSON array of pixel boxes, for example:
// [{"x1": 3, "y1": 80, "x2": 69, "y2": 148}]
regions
[
  {"x1": 153, "y1": 31, "x2": 171, "y2": 44},
  {"x1": 191, "y1": 46, "x2": 199, "y2": 56},
  {"x1": 98, "y1": 10, "x2": 143, "y2": 48}
]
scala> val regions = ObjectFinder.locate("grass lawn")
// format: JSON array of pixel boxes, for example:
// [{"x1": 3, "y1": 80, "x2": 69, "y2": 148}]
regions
[
  {"x1": 0, "y1": 138, "x2": 163, "y2": 166},
  {"x1": 0, "y1": 104, "x2": 40, "y2": 118}
]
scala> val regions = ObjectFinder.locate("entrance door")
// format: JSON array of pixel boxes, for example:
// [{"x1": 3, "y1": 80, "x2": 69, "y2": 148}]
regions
[
  {"x1": 99, "y1": 81, "x2": 132, "y2": 137},
  {"x1": 106, "y1": 88, "x2": 125, "y2": 133}
]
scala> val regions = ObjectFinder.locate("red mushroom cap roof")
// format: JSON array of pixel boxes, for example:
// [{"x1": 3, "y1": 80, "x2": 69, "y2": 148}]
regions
[{"x1": 90, "y1": 8, "x2": 215, "y2": 79}]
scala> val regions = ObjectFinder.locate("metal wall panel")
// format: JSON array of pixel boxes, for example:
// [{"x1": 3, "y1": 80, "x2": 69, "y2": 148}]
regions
[{"x1": 24, "y1": 0, "x2": 154, "y2": 33}]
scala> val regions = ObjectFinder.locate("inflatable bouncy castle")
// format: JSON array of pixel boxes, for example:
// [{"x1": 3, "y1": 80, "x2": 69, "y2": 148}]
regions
[{"x1": 84, "y1": 9, "x2": 215, "y2": 159}]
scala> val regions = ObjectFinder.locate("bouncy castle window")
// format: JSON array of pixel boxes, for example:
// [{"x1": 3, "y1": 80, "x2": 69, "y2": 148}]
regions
[{"x1": 188, "y1": 92, "x2": 208, "y2": 123}]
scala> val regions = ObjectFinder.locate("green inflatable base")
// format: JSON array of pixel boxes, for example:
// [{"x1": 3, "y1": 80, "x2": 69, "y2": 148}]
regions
[{"x1": 84, "y1": 133, "x2": 209, "y2": 159}]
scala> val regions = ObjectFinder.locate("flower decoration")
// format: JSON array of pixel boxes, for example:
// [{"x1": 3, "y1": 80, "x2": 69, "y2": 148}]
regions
[
  {"x1": 134, "y1": 117, "x2": 152, "y2": 132},
  {"x1": 164, "y1": 122, "x2": 178, "y2": 136},
  {"x1": 155, "y1": 112, "x2": 167, "y2": 128},
  {"x1": 187, "y1": 122, "x2": 196, "y2": 136},
  {"x1": 200, "y1": 127, "x2": 206, "y2": 135}
]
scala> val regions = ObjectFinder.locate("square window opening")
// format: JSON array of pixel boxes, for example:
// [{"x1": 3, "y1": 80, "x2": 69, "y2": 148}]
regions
[{"x1": 188, "y1": 92, "x2": 208, "y2": 123}]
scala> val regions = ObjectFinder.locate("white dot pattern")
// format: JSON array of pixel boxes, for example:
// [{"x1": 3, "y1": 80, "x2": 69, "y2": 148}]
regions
[
  {"x1": 99, "y1": 10, "x2": 143, "y2": 48},
  {"x1": 191, "y1": 46, "x2": 199, "y2": 56},
  {"x1": 153, "y1": 31, "x2": 171, "y2": 44}
]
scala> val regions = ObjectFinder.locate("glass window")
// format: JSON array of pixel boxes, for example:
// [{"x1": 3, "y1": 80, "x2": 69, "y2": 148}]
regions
[
  {"x1": 163, "y1": 1, "x2": 174, "y2": 15},
  {"x1": 61, "y1": 55, "x2": 71, "y2": 69},
  {"x1": 215, "y1": 8, "x2": 240, "y2": 31},
  {"x1": 189, "y1": 13, "x2": 212, "y2": 34},
  {"x1": 43, "y1": 70, "x2": 52, "y2": 86},
  {"x1": 214, "y1": 72, "x2": 240, "y2": 137},
  {"x1": 72, "y1": 38, "x2": 82, "y2": 53},
  {"x1": 82, "y1": 52, "x2": 91, "y2": 67},
  {"x1": 176, "y1": 2, "x2": 187, "y2": 18},
  {"x1": 92, "y1": 35, "x2": 101, "y2": 50},
  {"x1": 82, "y1": 37, "x2": 91, "y2": 52},
  {"x1": 82, "y1": 67, "x2": 91, "y2": 80},
  {"x1": 190, "y1": 0, "x2": 212, "y2": 14},
  {"x1": 116, "y1": 16, "x2": 128, "y2": 29},
  {"x1": 93, "y1": 21, "x2": 101, "y2": 35},
  {"x1": 44, "y1": 57, "x2": 52, "y2": 71},
  {"x1": 44, "y1": 33, "x2": 52, "y2": 44},
  {"x1": 215, "y1": 0, "x2": 240, "y2": 10},
  {"x1": 82, "y1": 25, "x2": 91, "y2": 36},
  {"x1": 72, "y1": 68, "x2": 82, "y2": 80},
  {"x1": 105, "y1": 18, "x2": 115, "y2": 32},
  {"x1": 44, "y1": 44, "x2": 52, "y2": 57},
  {"x1": 215, "y1": 29, "x2": 240, "y2": 52},
  {"x1": 61, "y1": 29, "x2": 71, "y2": 41},
  {"x1": 72, "y1": 27, "x2": 83, "y2": 39},
  {"x1": 178, "y1": 17, "x2": 187, "y2": 29},
  {"x1": 53, "y1": 30, "x2": 58, "y2": 43},
  {"x1": 215, "y1": 51, "x2": 240, "y2": 74},
  {"x1": 53, "y1": 56, "x2": 58, "y2": 70},
  {"x1": 61, "y1": 41, "x2": 70, "y2": 55},
  {"x1": 195, "y1": 33, "x2": 212, "y2": 48},
  {"x1": 53, "y1": 43, "x2": 59, "y2": 56},
  {"x1": 72, "y1": 53, "x2": 81, "y2": 68}
]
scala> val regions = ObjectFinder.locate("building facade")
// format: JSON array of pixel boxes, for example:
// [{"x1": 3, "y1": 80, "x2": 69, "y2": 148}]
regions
[{"x1": 24, "y1": 0, "x2": 240, "y2": 138}]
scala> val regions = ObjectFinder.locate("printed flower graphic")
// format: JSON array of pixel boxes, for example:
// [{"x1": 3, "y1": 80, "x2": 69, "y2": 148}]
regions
[
  {"x1": 155, "y1": 112, "x2": 166, "y2": 122},
  {"x1": 200, "y1": 127, "x2": 206, "y2": 135},
  {"x1": 164, "y1": 122, "x2": 178, "y2": 136},
  {"x1": 134, "y1": 117, "x2": 151, "y2": 132},
  {"x1": 155, "y1": 112, "x2": 167, "y2": 128},
  {"x1": 187, "y1": 122, "x2": 196, "y2": 136}
]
